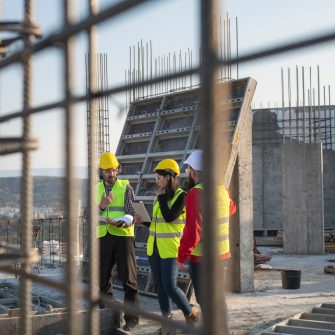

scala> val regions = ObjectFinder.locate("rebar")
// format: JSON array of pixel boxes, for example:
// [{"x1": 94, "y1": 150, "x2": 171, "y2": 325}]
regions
[
  {"x1": 86, "y1": 1, "x2": 100, "y2": 334},
  {"x1": 19, "y1": 1, "x2": 35, "y2": 334},
  {"x1": 63, "y1": 1, "x2": 78, "y2": 333}
]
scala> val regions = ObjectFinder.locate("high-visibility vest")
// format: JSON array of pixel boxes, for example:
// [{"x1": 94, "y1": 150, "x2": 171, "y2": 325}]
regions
[
  {"x1": 191, "y1": 183, "x2": 230, "y2": 258},
  {"x1": 96, "y1": 179, "x2": 134, "y2": 238},
  {"x1": 147, "y1": 188, "x2": 186, "y2": 258}
]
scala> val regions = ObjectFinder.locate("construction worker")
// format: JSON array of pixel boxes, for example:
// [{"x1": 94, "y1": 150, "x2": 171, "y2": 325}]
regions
[
  {"x1": 177, "y1": 150, "x2": 236, "y2": 332},
  {"x1": 97, "y1": 152, "x2": 139, "y2": 331},
  {"x1": 137, "y1": 158, "x2": 199, "y2": 327}
]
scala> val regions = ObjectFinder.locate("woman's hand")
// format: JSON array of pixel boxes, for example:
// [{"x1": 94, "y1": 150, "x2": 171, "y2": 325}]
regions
[
  {"x1": 133, "y1": 213, "x2": 142, "y2": 224},
  {"x1": 178, "y1": 261, "x2": 188, "y2": 272}
]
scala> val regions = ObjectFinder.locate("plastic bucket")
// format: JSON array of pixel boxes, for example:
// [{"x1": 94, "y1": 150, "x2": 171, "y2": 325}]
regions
[{"x1": 281, "y1": 270, "x2": 301, "y2": 289}]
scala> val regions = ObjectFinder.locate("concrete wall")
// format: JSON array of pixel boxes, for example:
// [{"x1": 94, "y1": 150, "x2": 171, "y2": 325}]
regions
[
  {"x1": 253, "y1": 144, "x2": 335, "y2": 234},
  {"x1": 282, "y1": 143, "x2": 324, "y2": 254},
  {"x1": 253, "y1": 144, "x2": 283, "y2": 230},
  {"x1": 323, "y1": 150, "x2": 335, "y2": 229},
  {"x1": 252, "y1": 109, "x2": 335, "y2": 233}
]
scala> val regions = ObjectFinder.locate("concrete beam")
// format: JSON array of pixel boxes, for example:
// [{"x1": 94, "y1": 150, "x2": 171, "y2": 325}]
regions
[
  {"x1": 288, "y1": 319, "x2": 335, "y2": 330},
  {"x1": 276, "y1": 325, "x2": 335, "y2": 334}
]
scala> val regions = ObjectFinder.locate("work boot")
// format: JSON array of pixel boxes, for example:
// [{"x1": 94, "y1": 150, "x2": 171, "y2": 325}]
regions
[
  {"x1": 123, "y1": 321, "x2": 137, "y2": 331},
  {"x1": 159, "y1": 313, "x2": 174, "y2": 335},
  {"x1": 185, "y1": 310, "x2": 199, "y2": 325}
]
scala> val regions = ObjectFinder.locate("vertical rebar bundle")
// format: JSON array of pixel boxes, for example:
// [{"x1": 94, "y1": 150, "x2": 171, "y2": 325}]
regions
[
  {"x1": 272, "y1": 65, "x2": 334, "y2": 149},
  {"x1": 125, "y1": 13, "x2": 239, "y2": 105},
  {"x1": 86, "y1": 53, "x2": 110, "y2": 167}
]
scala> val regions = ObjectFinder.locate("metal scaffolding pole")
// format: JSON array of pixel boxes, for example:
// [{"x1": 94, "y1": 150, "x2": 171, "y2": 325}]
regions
[{"x1": 200, "y1": 0, "x2": 229, "y2": 334}]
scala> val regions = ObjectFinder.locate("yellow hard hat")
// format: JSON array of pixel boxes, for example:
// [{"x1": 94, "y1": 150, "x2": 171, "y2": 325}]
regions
[
  {"x1": 99, "y1": 152, "x2": 119, "y2": 169},
  {"x1": 154, "y1": 159, "x2": 180, "y2": 176}
]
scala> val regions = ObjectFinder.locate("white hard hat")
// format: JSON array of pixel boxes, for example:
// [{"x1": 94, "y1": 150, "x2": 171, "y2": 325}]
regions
[{"x1": 184, "y1": 150, "x2": 202, "y2": 171}]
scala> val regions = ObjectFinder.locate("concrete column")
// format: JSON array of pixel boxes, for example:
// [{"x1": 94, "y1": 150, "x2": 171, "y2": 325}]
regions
[
  {"x1": 229, "y1": 108, "x2": 254, "y2": 292},
  {"x1": 282, "y1": 142, "x2": 324, "y2": 254}
]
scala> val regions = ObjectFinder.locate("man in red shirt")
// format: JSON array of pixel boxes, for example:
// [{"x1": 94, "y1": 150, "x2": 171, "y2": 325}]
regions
[{"x1": 177, "y1": 150, "x2": 236, "y2": 326}]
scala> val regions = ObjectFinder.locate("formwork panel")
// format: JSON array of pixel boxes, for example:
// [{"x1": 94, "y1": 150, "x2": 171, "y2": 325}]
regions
[
  {"x1": 116, "y1": 77, "x2": 257, "y2": 295},
  {"x1": 121, "y1": 141, "x2": 149, "y2": 155},
  {"x1": 165, "y1": 93, "x2": 198, "y2": 109},
  {"x1": 129, "y1": 99, "x2": 162, "y2": 117},
  {"x1": 120, "y1": 162, "x2": 143, "y2": 175},
  {"x1": 156, "y1": 137, "x2": 188, "y2": 152},
  {"x1": 128, "y1": 121, "x2": 156, "y2": 134},
  {"x1": 161, "y1": 115, "x2": 195, "y2": 130},
  {"x1": 137, "y1": 180, "x2": 157, "y2": 197}
]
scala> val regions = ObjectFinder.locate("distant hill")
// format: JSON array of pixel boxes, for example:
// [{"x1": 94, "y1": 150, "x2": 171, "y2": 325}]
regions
[
  {"x1": 0, "y1": 176, "x2": 88, "y2": 208},
  {"x1": 0, "y1": 167, "x2": 88, "y2": 178}
]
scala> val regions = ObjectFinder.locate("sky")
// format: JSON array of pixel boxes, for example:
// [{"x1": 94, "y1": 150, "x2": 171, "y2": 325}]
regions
[{"x1": 1, "y1": 0, "x2": 335, "y2": 174}]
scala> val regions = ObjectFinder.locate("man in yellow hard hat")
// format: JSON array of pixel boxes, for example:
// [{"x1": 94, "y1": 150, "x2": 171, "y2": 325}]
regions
[{"x1": 97, "y1": 152, "x2": 139, "y2": 331}]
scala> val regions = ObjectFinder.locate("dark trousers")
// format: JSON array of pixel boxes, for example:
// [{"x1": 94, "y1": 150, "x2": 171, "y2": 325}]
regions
[
  {"x1": 99, "y1": 233, "x2": 139, "y2": 324},
  {"x1": 189, "y1": 261, "x2": 229, "y2": 332}
]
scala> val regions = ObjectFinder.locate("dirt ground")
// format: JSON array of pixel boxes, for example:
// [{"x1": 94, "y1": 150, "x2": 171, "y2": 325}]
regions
[
  {"x1": 0, "y1": 246, "x2": 334, "y2": 334},
  {"x1": 227, "y1": 247, "x2": 335, "y2": 334}
]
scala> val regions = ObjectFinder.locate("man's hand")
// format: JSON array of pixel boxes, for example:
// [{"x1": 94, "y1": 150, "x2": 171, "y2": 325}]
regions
[
  {"x1": 106, "y1": 218, "x2": 121, "y2": 227},
  {"x1": 100, "y1": 192, "x2": 114, "y2": 210},
  {"x1": 178, "y1": 261, "x2": 188, "y2": 272},
  {"x1": 133, "y1": 213, "x2": 142, "y2": 225}
]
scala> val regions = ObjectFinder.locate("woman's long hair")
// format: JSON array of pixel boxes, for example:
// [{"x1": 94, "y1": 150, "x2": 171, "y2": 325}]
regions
[{"x1": 155, "y1": 169, "x2": 179, "y2": 200}]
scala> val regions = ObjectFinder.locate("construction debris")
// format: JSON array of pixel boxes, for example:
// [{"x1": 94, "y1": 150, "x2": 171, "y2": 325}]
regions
[{"x1": 324, "y1": 265, "x2": 335, "y2": 274}]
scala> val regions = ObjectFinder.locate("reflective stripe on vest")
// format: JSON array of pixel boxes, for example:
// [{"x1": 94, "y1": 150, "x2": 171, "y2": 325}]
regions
[
  {"x1": 147, "y1": 188, "x2": 186, "y2": 259},
  {"x1": 96, "y1": 179, "x2": 134, "y2": 237},
  {"x1": 98, "y1": 206, "x2": 125, "y2": 226},
  {"x1": 191, "y1": 183, "x2": 230, "y2": 257},
  {"x1": 148, "y1": 231, "x2": 183, "y2": 238},
  {"x1": 155, "y1": 218, "x2": 185, "y2": 225}
]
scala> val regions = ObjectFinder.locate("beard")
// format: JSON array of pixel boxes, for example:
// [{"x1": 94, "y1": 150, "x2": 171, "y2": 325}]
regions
[
  {"x1": 105, "y1": 175, "x2": 116, "y2": 185},
  {"x1": 187, "y1": 175, "x2": 195, "y2": 191}
]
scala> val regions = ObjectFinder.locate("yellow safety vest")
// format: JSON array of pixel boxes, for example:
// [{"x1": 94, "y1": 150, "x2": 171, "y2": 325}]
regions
[
  {"x1": 147, "y1": 188, "x2": 186, "y2": 258},
  {"x1": 96, "y1": 179, "x2": 134, "y2": 238},
  {"x1": 191, "y1": 183, "x2": 230, "y2": 258}
]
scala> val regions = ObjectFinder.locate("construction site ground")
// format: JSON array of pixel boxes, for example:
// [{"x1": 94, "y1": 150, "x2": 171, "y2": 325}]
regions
[{"x1": 0, "y1": 246, "x2": 334, "y2": 334}]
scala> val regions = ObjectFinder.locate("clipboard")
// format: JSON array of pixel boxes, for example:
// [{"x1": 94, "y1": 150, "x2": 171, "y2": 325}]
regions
[{"x1": 132, "y1": 201, "x2": 151, "y2": 222}]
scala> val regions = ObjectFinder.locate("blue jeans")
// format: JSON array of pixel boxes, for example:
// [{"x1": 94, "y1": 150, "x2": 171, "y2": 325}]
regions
[{"x1": 148, "y1": 246, "x2": 192, "y2": 316}]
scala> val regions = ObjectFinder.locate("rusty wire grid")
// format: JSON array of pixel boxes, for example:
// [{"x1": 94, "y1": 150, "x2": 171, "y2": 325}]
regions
[{"x1": 1, "y1": 0, "x2": 335, "y2": 335}]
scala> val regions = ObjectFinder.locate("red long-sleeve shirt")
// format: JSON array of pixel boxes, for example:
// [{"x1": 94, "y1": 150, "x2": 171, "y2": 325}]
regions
[{"x1": 177, "y1": 185, "x2": 236, "y2": 264}]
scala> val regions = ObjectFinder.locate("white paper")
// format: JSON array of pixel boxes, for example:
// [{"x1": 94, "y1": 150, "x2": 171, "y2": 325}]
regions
[
  {"x1": 112, "y1": 214, "x2": 133, "y2": 226},
  {"x1": 132, "y1": 201, "x2": 151, "y2": 222},
  {"x1": 98, "y1": 214, "x2": 133, "y2": 227}
]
